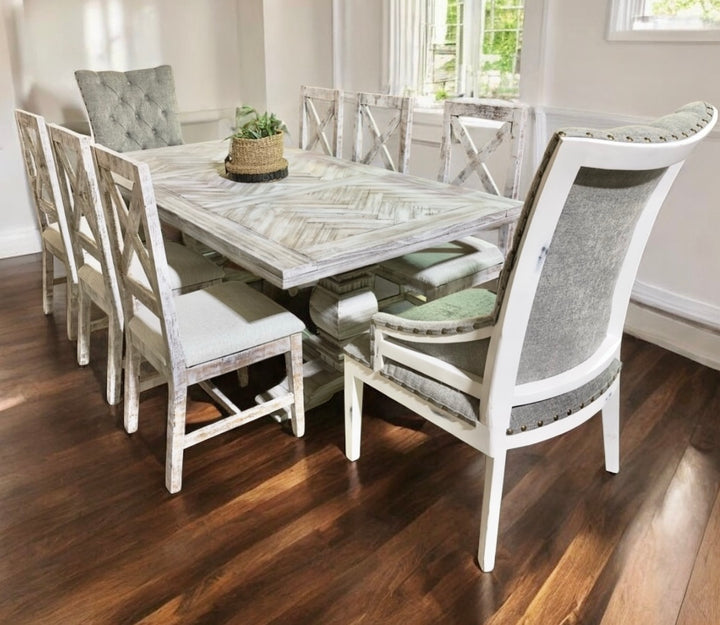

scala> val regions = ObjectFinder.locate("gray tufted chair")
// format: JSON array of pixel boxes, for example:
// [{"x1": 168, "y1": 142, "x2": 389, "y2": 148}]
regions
[
  {"x1": 343, "y1": 101, "x2": 717, "y2": 572},
  {"x1": 75, "y1": 65, "x2": 183, "y2": 152}
]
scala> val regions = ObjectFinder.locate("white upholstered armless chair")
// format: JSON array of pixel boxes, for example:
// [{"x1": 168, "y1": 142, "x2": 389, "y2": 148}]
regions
[
  {"x1": 300, "y1": 86, "x2": 344, "y2": 157},
  {"x1": 92, "y1": 144, "x2": 306, "y2": 493},
  {"x1": 374, "y1": 98, "x2": 529, "y2": 303},
  {"x1": 14, "y1": 109, "x2": 78, "y2": 341},
  {"x1": 344, "y1": 101, "x2": 717, "y2": 571},
  {"x1": 48, "y1": 124, "x2": 225, "y2": 405},
  {"x1": 352, "y1": 92, "x2": 414, "y2": 173}
]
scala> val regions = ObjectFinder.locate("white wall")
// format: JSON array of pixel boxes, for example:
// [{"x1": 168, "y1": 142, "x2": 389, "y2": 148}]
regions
[
  {"x1": 538, "y1": 0, "x2": 720, "y2": 368},
  {"x1": 1, "y1": 0, "x2": 332, "y2": 259}
]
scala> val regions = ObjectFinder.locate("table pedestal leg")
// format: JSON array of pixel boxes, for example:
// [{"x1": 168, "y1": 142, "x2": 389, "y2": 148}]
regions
[{"x1": 256, "y1": 269, "x2": 378, "y2": 413}]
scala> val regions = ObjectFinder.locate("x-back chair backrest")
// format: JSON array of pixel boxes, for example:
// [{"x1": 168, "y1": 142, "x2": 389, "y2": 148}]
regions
[
  {"x1": 353, "y1": 92, "x2": 414, "y2": 173},
  {"x1": 300, "y1": 85, "x2": 344, "y2": 157},
  {"x1": 48, "y1": 124, "x2": 122, "y2": 316},
  {"x1": 14, "y1": 110, "x2": 75, "y2": 261},
  {"x1": 92, "y1": 144, "x2": 184, "y2": 371},
  {"x1": 438, "y1": 98, "x2": 528, "y2": 199},
  {"x1": 482, "y1": 101, "x2": 717, "y2": 430}
]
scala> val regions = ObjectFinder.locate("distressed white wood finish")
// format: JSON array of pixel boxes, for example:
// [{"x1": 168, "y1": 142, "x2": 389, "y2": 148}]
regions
[
  {"x1": 352, "y1": 92, "x2": 414, "y2": 174},
  {"x1": 299, "y1": 85, "x2": 344, "y2": 157},
  {"x1": 127, "y1": 142, "x2": 520, "y2": 290},
  {"x1": 48, "y1": 124, "x2": 124, "y2": 405},
  {"x1": 345, "y1": 104, "x2": 718, "y2": 572},
  {"x1": 14, "y1": 110, "x2": 78, "y2": 340},
  {"x1": 127, "y1": 141, "x2": 520, "y2": 410},
  {"x1": 92, "y1": 144, "x2": 305, "y2": 493},
  {"x1": 374, "y1": 98, "x2": 530, "y2": 304}
]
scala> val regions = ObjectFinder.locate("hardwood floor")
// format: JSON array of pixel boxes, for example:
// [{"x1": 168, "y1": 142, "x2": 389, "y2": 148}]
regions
[{"x1": 1, "y1": 253, "x2": 719, "y2": 625}]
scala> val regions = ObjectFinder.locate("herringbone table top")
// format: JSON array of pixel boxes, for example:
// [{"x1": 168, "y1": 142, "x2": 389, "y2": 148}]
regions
[{"x1": 129, "y1": 141, "x2": 522, "y2": 288}]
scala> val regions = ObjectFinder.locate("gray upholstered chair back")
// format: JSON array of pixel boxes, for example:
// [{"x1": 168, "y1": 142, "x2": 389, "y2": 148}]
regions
[
  {"x1": 75, "y1": 65, "x2": 183, "y2": 152},
  {"x1": 493, "y1": 101, "x2": 717, "y2": 388}
]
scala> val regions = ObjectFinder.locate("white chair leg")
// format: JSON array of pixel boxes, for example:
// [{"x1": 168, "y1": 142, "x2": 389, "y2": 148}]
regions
[
  {"x1": 76, "y1": 288, "x2": 92, "y2": 366},
  {"x1": 106, "y1": 310, "x2": 123, "y2": 405},
  {"x1": 123, "y1": 340, "x2": 141, "y2": 434},
  {"x1": 602, "y1": 383, "x2": 620, "y2": 474},
  {"x1": 237, "y1": 367, "x2": 249, "y2": 388},
  {"x1": 344, "y1": 363, "x2": 364, "y2": 461},
  {"x1": 285, "y1": 333, "x2": 305, "y2": 437},
  {"x1": 166, "y1": 381, "x2": 188, "y2": 494},
  {"x1": 42, "y1": 247, "x2": 53, "y2": 315},
  {"x1": 479, "y1": 451, "x2": 507, "y2": 572}
]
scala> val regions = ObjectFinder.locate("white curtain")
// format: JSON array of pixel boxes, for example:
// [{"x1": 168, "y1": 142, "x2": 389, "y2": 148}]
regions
[{"x1": 386, "y1": 0, "x2": 426, "y2": 95}]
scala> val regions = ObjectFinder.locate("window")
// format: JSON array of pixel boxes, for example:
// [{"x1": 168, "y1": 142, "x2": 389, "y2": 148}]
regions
[
  {"x1": 387, "y1": 0, "x2": 524, "y2": 103},
  {"x1": 608, "y1": 0, "x2": 720, "y2": 41}
]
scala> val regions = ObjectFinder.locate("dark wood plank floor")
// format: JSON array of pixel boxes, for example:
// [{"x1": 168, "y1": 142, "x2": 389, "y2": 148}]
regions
[{"x1": 1, "y1": 253, "x2": 719, "y2": 625}]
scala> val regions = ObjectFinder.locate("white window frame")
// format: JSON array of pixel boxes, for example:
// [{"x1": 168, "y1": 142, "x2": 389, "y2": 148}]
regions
[
  {"x1": 607, "y1": 0, "x2": 720, "y2": 42},
  {"x1": 384, "y1": 0, "x2": 526, "y2": 106}
]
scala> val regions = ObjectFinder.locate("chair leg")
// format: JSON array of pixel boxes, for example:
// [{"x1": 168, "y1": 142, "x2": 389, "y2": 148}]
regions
[
  {"x1": 106, "y1": 310, "x2": 123, "y2": 405},
  {"x1": 285, "y1": 333, "x2": 305, "y2": 437},
  {"x1": 42, "y1": 247, "x2": 53, "y2": 315},
  {"x1": 65, "y1": 277, "x2": 78, "y2": 341},
  {"x1": 478, "y1": 451, "x2": 507, "y2": 572},
  {"x1": 237, "y1": 367, "x2": 249, "y2": 388},
  {"x1": 602, "y1": 384, "x2": 620, "y2": 474},
  {"x1": 76, "y1": 288, "x2": 92, "y2": 366},
  {"x1": 166, "y1": 381, "x2": 188, "y2": 494},
  {"x1": 344, "y1": 363, "x2": 364, "y2": 461},
  {"x1": 124, "y1": 340, "x2": 142, "y2": 433}
]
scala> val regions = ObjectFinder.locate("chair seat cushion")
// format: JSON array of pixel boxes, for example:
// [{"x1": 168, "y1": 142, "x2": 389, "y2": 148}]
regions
[
  {"x1": 129, "y1": 282, "x2": 305, "y2": 367},
  {"x1": 377, "y1": 236, "x2": 503, "y2": 290}
]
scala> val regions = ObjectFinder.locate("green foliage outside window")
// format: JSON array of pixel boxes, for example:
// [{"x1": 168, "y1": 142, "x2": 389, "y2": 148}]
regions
[{"x1": 650, "y1": 0, "x2": 720, "y2": 22}]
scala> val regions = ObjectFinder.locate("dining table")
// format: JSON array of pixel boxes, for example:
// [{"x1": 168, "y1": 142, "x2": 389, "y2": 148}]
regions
[{"x1": 127, "y1": 140, "x2": 523, "y2": 410}]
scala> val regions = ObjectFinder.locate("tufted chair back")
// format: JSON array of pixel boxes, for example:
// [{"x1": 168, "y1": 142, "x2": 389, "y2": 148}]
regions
[{"x1": 75, "y1": 65, "x2": 183, "y2": 152}]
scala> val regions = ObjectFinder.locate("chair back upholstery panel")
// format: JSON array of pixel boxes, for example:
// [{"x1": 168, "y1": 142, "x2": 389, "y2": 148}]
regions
[
  {"x1": 92, "y1": 144, "x2": 183, "y2": 372},
  {"x1": 517, "y1": 166, "x2": 666, "y2": 383},
  {"x1": 299, "y1": 86, "x2": 344, "y2": 157},
  {"x1": 76, "y1": 65, "x2": 183, "y2": 152},
  {"x1": 486, "y1": 101, "x2": 717, "y2": 406}
]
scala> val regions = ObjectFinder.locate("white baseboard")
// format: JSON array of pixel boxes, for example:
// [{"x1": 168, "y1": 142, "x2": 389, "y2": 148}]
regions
[
  {"x1": 0, "y1": 226, "x2": 41, "y2": 259},
  {"x1": 627, "y1": 281, "x2": 720, "y2": 371}
]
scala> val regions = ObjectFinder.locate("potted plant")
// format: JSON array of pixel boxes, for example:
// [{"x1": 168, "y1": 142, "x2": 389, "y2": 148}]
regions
[{"x1": 225, "y1": 105, "x2": 289, "y2": 182}]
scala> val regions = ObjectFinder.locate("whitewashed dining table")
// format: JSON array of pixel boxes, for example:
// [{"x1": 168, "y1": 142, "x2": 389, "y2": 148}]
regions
[{"x1": 127, "y1": 141, "x2": 522, "y2": 409}]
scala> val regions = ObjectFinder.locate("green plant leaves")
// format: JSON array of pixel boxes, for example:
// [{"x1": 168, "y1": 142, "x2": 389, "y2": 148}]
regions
[{"x1": 230, "y1": 106, "x2": 289, "y2": 139}]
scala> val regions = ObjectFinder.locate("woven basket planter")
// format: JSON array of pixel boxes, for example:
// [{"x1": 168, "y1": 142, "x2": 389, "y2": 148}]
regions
[{"x1": 225, "y1": 131, "x2": 288, "y2": 182}]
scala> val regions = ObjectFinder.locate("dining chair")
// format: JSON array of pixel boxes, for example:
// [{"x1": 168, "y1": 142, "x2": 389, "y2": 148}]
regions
[
  {"x1": 374, "y1": 98, "x2": 529, "y2": 304},
  {"x1": 91, "y1": 143, "x2": 306, "y2": 493},
  {"x1": 75, "y1": 64, "x2": 184, "y2": 153},
  {"x1": 343, "y1": 101, "x2": 717, "y2": 571},
  {"x1": 300, "y1": 85, "x2": 344, "y2": 157},
  {"x1": 352, "y1": 92, "x2": 414, "y2": 173},
  {"x1": 14, "y1": 109, "x2": 78, "y2": 341},
  {"x1": 48, "y1": 124, "x2": 225, "y2": 405}
]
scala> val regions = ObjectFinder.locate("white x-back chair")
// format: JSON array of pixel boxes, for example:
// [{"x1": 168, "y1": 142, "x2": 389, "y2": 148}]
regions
[
  {"x1": 48, "y1": 124, "x2": 225, "y2": 405},
  {"x1": 352, "y1": 92, "x2": 414, "y2": 173},
  {"x1": 15, "y1": 109, "x2": 78, "y2": 340},
  {"x1": 344, "y1": 101, "x2": 717, "y2": 571},
  {"x1": 300, "y1": 85, "x2": 344, "y2": 157},
  {"x1": 374, "y1": 98, "x2": 529, "y2": 304},
  {"x1": 92, "y1": 143, "x2": 306, "y2": 492}
]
